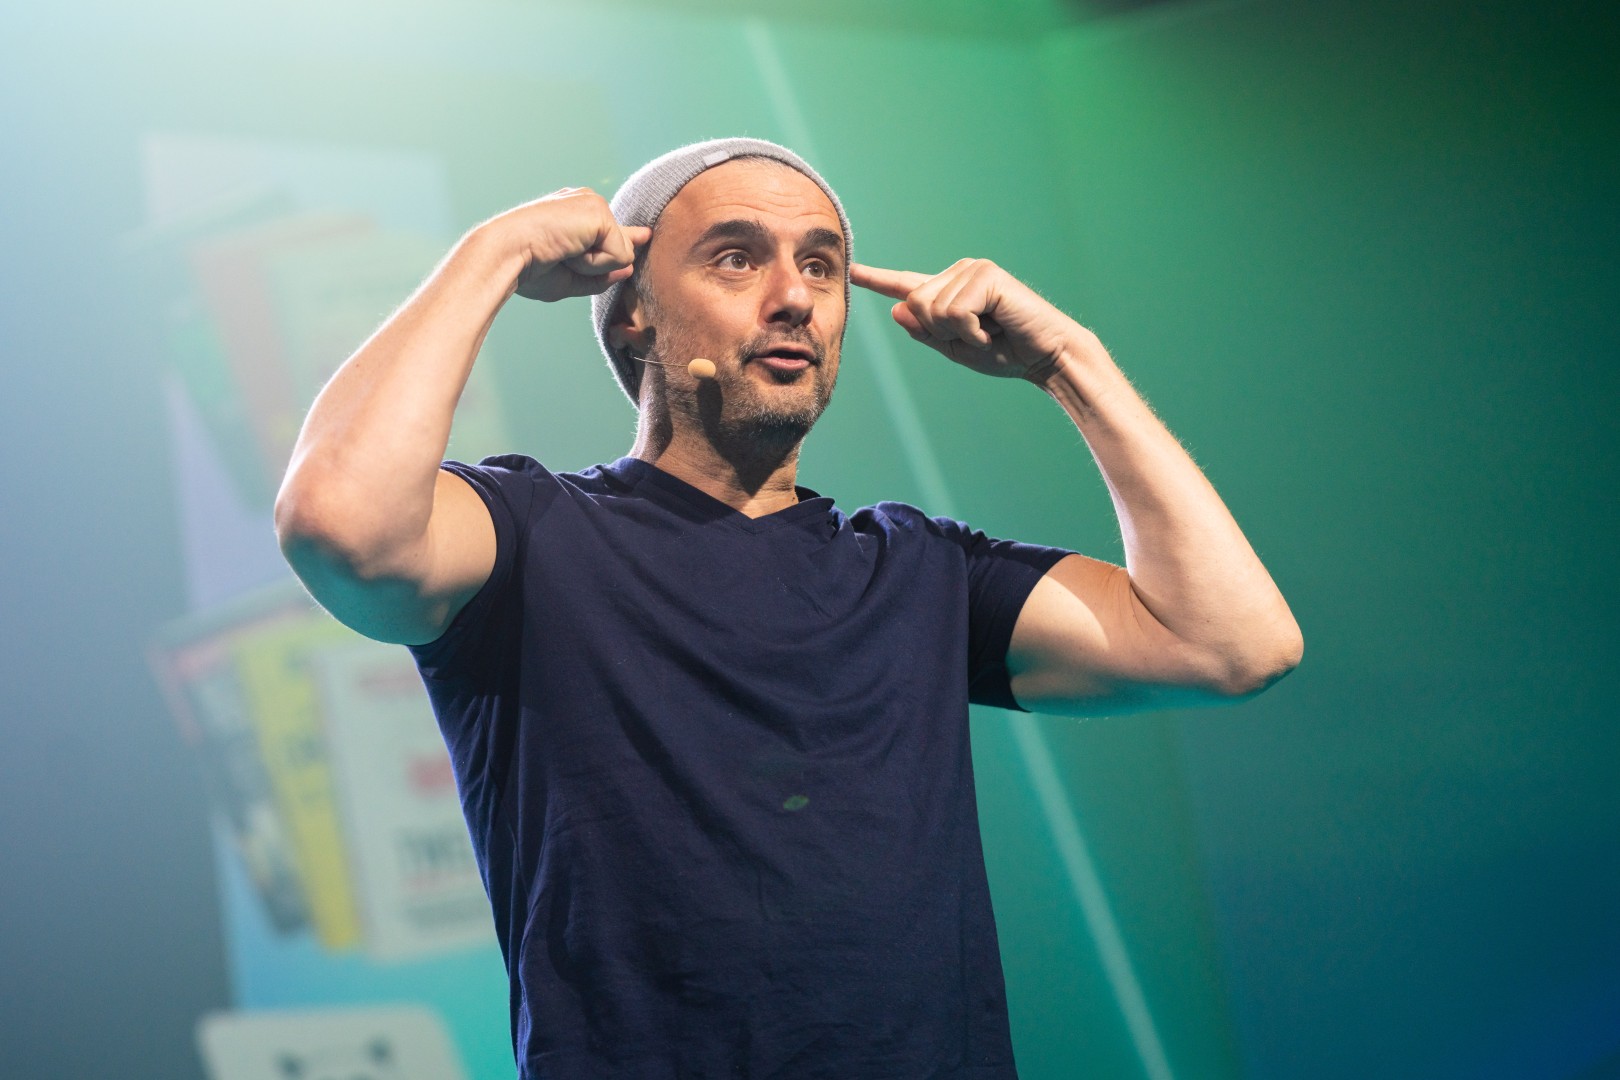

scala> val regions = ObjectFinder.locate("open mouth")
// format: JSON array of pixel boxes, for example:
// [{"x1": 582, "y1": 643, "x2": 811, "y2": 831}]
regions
[{"x1": 748, "y1": 344, "x2": 818, "y2": 372}]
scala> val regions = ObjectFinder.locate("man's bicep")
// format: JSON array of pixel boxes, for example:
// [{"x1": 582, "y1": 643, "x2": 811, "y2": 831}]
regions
[
  {"x1": 1005, "y1": 553, "x2": 1219, "y2": 714},
  {"x1": 288, "y1": 468, "x2": 497, "y2": 647}
]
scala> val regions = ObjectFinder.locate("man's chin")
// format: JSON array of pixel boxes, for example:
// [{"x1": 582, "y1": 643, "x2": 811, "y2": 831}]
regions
[
  {"x1": 734, "y1": 406, "x2": 822, "y2": 443},
  {"x1": 699, "y1": 363, "x2": 834, "y2": 449},
  {"x1": 736, "y1": 369, "x2": 824, "y2": 408},
  {"x1": 724, "y1": 391, "x2": 827, "y2": 446}
]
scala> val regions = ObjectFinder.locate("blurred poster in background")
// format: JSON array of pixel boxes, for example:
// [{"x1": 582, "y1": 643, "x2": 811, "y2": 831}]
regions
[
  {"x1": 132, "y1": 133, "x2": 513, "y2": 1079},
  {"x1": 197, "y1": 1005, "x2": 468, "y2": 1080}
]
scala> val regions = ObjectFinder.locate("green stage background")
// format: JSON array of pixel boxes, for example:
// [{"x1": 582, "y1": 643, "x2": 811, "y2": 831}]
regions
[{"x1": 1, "y1": 0, "x2": 1615, "y2": 1077}]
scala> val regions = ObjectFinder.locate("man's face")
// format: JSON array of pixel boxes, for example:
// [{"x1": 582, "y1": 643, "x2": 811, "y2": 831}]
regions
[{"x1": 627, "y1": 159, "x2": 847, "y2": 444}]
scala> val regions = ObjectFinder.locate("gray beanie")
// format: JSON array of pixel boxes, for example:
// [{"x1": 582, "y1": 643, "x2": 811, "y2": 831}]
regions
[{"x1": 590, "y1": 137, "x2": 854, "y2": 407}]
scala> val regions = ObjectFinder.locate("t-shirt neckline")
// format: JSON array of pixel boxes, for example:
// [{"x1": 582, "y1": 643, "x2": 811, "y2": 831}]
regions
[{"x1": 606, "y1": 456, "x2": 837, "y2": 535}]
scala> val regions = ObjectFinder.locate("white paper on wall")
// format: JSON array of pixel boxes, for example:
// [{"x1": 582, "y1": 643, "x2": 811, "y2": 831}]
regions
[
  {"x1": 311, "y1": 640, "x2": 494, "y2": 962},
  {"x1": 196, "y1": 1004, "x2": 468, "y2": 1080}
]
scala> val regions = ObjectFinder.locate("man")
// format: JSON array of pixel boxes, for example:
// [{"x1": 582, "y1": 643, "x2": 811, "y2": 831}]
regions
[{"x1": 275, "y1": 138, "x2": 1301, "y2": 1078}]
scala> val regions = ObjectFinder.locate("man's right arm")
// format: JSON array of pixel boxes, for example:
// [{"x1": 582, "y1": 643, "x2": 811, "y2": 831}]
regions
[{"x1": 273, "y1": 189, "x2": 648, "y2": 645}]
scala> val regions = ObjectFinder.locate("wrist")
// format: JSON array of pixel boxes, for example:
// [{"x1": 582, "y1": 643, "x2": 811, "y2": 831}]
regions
[
  {"x1": 1025, "y1": 326, "x2": 1100, "y2": 389},
  {"x1": 1029, "y1": 328, "x2": 1134, "y2": 417},
  {"x1": 461, "y1": 215, "x2": 532, "y2": 289}
]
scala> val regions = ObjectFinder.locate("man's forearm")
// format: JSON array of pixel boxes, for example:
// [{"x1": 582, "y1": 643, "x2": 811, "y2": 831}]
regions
[
  {"x1": 1036, "y1": 328, "x2": 1303, "y2": 688},
  {"x1": 274, "y1": 223, "x2": 522, "y2": 571}
]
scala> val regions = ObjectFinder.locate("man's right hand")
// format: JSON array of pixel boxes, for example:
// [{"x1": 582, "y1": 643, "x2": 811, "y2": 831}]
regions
[{"x1": 486, "y1": 188, "x2": 651, "y2": 303}]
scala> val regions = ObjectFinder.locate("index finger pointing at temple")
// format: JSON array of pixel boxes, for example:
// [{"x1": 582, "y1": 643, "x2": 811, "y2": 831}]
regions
[{"x1": 850, "y1": 263, "x2": 931, "y2": 300}]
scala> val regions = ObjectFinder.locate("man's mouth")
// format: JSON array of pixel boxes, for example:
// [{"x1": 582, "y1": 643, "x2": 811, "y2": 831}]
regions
[{"x1": 747, "y1": 344, "x2": 818, "y2": 373}]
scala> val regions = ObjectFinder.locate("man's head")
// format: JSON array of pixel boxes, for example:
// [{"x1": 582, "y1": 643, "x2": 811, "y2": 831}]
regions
[{"x1": 592, "y1": 139, "x2": 853, "y2": 448}]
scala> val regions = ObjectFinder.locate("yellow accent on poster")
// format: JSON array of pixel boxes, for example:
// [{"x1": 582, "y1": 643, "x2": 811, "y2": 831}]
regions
[{"x1": 234, "y1": 619, "x2": 364, "y2": 952}]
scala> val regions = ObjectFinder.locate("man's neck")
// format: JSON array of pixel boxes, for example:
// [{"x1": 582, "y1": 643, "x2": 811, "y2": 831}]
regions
[{"x1": 631, "y1": 428, "x2": 803, "y2": 519}]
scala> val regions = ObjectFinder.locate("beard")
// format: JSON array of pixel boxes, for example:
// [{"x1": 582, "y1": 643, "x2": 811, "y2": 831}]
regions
[
  {"x1": 648, "y1": 320, "x2": 839, "y2": 453},
  {"x1": 718, "y1": 330, "x2": 836, "y2": 445}
]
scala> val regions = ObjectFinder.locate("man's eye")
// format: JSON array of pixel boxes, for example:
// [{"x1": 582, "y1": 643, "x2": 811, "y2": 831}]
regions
[
  {"x1": 803, "y1": 261, "x2": 829, "y2": 279},
  {"x1": 720, "y1": 252, "x2": 752, "y2": 270}
]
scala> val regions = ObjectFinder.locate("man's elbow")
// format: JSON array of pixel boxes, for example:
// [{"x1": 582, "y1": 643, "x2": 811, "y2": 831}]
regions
[
  {"x1": 275, "y1": 478, "x2": 352, "y2": 575},
  {"x1": 274, "y1": 472, "x2": 404, "y2": 585},
  {"x1": 1208, "y1": 619, "x2": 1304, "y2": 699}
]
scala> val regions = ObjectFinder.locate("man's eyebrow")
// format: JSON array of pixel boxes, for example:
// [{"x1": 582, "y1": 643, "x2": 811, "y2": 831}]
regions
[
  {"x1": 800, "y1": 227, "x2": 846, "y2": 263},
  {"x1": 690, "y1": 218, "x2": 773, "y2": 253},
  {"x1": 688, "y1": 219, "x2": 846, "y2": 262}
]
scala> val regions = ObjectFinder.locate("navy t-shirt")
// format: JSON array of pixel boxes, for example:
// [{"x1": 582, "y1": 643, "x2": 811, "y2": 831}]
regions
[{"x1": 409, "y1": 455, "x2": 1071, "y2": 1080}]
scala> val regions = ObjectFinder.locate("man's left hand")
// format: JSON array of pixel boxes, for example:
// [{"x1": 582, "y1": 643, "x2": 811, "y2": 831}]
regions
[{"x1": 851, "y1": 259, "x2": 1084, "y2": 384}]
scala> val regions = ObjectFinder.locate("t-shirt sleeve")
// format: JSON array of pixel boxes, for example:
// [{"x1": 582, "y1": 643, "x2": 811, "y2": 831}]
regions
[
  {"x1": 407, "y1": 455, "x2": 543, "y2": 684},
  {"x1": 930, "y1": 515, "x2": 1075, "y2": 711}
]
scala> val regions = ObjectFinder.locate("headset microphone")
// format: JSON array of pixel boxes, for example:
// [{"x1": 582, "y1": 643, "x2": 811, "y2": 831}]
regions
[{"x1": 636, "y1": 353, "x2": 716, "y2": 380}]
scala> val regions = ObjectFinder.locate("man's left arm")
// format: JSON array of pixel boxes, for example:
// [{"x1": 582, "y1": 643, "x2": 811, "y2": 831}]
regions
[{"x1": 852, "y1": 259, "x2": 1303, "y2": 715}]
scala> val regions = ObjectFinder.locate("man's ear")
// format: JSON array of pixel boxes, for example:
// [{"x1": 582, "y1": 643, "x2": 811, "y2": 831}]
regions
[{"x1": 607, "y1": 287, "x2": 653, "y2": 356}]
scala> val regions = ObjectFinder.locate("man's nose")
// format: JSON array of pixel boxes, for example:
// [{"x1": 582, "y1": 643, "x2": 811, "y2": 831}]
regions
[{"x1": 763, "y1": 257, "x2": 813, "y2": 328}]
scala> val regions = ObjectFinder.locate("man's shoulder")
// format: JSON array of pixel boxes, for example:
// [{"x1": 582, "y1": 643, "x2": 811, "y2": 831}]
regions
[
  {"x1": 449, "y1": 453, "x2": 624, "y2": 492},
  {"x1": 850, "y1": 498, "x2": 928, "y2": 525},
  {"x1": 846, "y1": 500, "x2": 1072, "y2": 571},
  {"x1": 848, "y1": 499, "x2": 970, "y2": 542},
  {"x1": 452, "y1": 452, "x2": 581, "y2": 476},
  {"x1": 439, "y1": 455, "x2": 635, "y2": 536}
]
